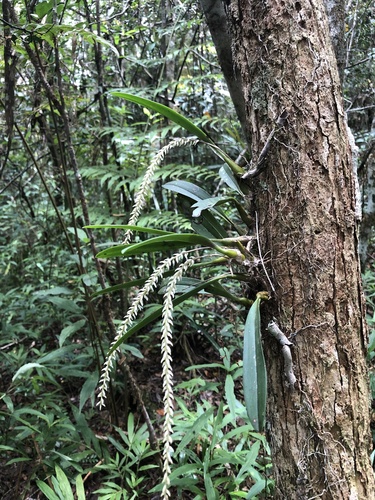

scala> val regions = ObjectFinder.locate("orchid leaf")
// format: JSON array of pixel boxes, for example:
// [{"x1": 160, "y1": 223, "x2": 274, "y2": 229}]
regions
[
  {"x1": 95, "y1": 233, "x2": 214, "y2": 259},
  {"x1": 219, "y1": 165, "x2": 245, "y2": 196},
  {"x1": 110, "y1": 92, "x2": 211, "y2": 142},
  {"x1": 243, "y1": 293, "x2": 268, "y2": 431}
]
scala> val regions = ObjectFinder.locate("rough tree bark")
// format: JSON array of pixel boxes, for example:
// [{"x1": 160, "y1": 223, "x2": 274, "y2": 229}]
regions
[{"x1": 201, "y1": 0, "x2": 375, "y2": 497}]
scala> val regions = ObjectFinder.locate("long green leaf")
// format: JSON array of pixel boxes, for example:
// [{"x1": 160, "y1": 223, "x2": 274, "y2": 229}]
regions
[
  {"x1": 55, "y1": 466, "x2": 74, "y2": 500},
  {"x1": 75, "y1": 475, "x2": 85, "y2": 500},
  {"x1": 164, "y1": 180, "x2": 215, "y2": 203},
  {"x1": 96, "y1": 233, "x2": 214, "y2": 259},
  {"x1": 79, "y1": 371, "x2": 99, "y2": 413},
  {"x1": 246, "y1": 479, "x2": 267, "y2": 499},
  {"x1": 91, "y1": 277, "x2": 147, "y2": 298},
  {"x1": 45, "y1": 296, "x2": 82, "y2": 314},
  {"x1": 219, "y1": 165, "x2": 245, "y2": 196},
  {"x1": 36, "y1": 481, "x2": 60, "y2": 500},
  {"x1": 175, "y1": 407, "x2": 214, "y2": 455},
  {"x1": 206, "y1": 142, "x2": 245, "y2": 175},
  {"x1": 110, "y1": 93, "x2": 245, "y2": 177},
  {"x1": 225, "y1": 374, "x2": 237, "y2": 419},
  {"x1": 59, "y1": 319, "x2": 86, "y2": 348},
  {"x1": 12, "y1": 363, "x2": 44, "y2": 381},
  {"x1": 93, "y1": 274, "x2": 251, "y2": 307},
  {"x1": 236, "y1": 441, "x2": 261, "y2": 482},
  {"x1": 110, "y1": 92, "x2": 211, "y2": 142},
  {"x1": 243, "y1": 295, "x2": 267, "y2": 432},
  {"x1": 191, "y1": 212, "x2": 228, "y2": 239}
]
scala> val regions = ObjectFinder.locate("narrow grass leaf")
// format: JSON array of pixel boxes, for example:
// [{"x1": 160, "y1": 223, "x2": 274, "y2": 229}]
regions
[
  {"x1": 236, "y1": 441, "x2": 261, "y2": 481},
  {"x1": 204, "y1": 463, "x2": 217, "y2": 500},
  {"x1": 225, "y1": 374, "x2": 237, "y2": 420},
  {"x1": 12, "y1": 363, "x2": 44, "y2": 381},
  {"x1": 96, "y1": 233, "x2": 213, "y2": 259},
  {"x1": 75, "y1": 475, "x2": 85, "y2": 500},
  {"x1": 59, "y1": 319, "x2": 86, "y2": 347},
  {"x1": 175, "y1": 407, "x2": 214, "y2": 455},
  {"x1": 54, "y1": 466, "x2": 74, "y2": 500},
  {"x1": 36, "y1": 481, "x2": 60, "y2": 500}
]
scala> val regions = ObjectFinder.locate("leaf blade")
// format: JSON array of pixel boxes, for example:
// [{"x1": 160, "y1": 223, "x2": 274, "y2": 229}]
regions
[
  {"x1": 110, "y1": 92, "x2": 211, "y2": 142},
  {"x1": 243, "y1": 297, "x2": 267, "y2": 431}
]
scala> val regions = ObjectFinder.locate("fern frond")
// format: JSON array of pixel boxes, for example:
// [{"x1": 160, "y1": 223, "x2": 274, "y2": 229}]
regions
[
  {"x1": 153, "y1": 162, "x2": 218, "y2": 183},
  {"x1": 160, "y1": 255, "x2": 196, "y2": 500},
  {"x1": 123, "y1": 137, "x2": 198, "y2": 244}
]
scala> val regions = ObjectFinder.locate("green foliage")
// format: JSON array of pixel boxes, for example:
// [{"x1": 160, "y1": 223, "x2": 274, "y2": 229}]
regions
[
  {"x1": 37, "y1": 466, "x2": 85, "y2": 500},
  {"x1": 93, "y1": 413, "x2": 158, "y2": 499},
  {"x1": 151, "y1": 348, "x2": 273, "y2": 498},
  {"x1": 110, "y1": 92, "x2": 212, "y2": 142},
  {"x1": 0, "y1": 1, "x2": 259, "y2": 498},
  {"x1": 363, "y1": 264, "x2": 375, "y2": 467},
  {"x1": 345, "y1": 2, "x2": 375, "y2": 136}
]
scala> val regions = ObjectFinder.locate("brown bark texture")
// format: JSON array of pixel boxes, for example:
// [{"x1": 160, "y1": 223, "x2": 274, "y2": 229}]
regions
[{"x1": 220, "y1": 0, "x2": 374, "y2": 498}]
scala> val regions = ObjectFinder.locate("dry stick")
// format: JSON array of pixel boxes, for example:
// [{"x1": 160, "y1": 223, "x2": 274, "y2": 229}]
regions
[
  {"x1": 82, "y1": 459, "x2": 104, "y2": 483},
  {"x1": 241, "y1": 110, "x2": 288, "y2": 179},
  {"x1": 33, "y1": 436, "x2": 54, "y2": 490},
  {"x1": 267, "y1": 320, "x2": 297, "y2": 388}
]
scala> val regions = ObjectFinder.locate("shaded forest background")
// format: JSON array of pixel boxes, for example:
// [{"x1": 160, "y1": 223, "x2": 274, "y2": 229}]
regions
[{"x1": 0, "y1": 0, "x2": 374, "y2": 498}]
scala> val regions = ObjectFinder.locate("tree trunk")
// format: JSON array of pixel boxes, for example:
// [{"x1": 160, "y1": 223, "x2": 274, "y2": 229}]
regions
[
  {"x1": 202, "y1": 0, "x2": 375, "y2": 497},
  {"x1": 199, "y1": 0, "x2": 247, "y2": 135},
  {"x1": 359, "y1": 135, "x2": 375, "y2": 269}
]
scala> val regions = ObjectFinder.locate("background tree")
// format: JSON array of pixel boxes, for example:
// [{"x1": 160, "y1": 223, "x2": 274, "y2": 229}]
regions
[{"x1": 201, "y1": 0, "x2": 375, "y2": 497}]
